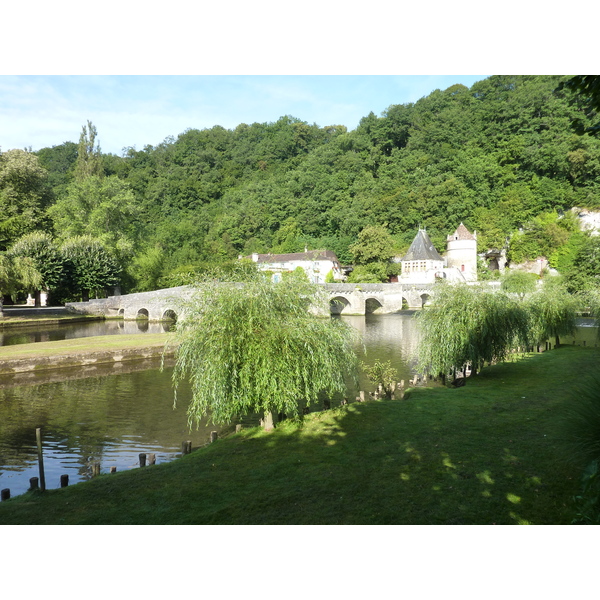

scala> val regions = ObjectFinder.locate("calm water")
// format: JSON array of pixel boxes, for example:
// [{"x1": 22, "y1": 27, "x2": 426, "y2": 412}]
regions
[
  {"x1": 0, "y1": 319, "x2": 170, "y2": 347},
  {"x1": 0, "y1": 313, "x2": 423, "y2": 498}
]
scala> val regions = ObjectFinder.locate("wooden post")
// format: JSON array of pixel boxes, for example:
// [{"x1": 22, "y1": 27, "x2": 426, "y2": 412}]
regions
[
  {"x1": 359, "y1": 391, "x2": 365, "y2": 402},
  {"x1": 1, "y1": 489, "x2": 9, "y2": 501},
  {"x1": 148, "y1": 453, "x2": 156, "y2": 465},
  {"x1": 210, "y1": 431, "x2": 218, "y2": 443},
  {"x1": 182, "y1": 441, "x2": 192, "y2": 455},
  {"x1": 29, "y1": 477, "x2": 39, "y2": 491},
  {"x1": 92, "y1": 463, "x2": 101, "y2": 477},
  {"x1": 36, "y1": 427, "x2": 46, "y2": 492},
  {"x1": 139, "y1": 453, "x2": 146, "y2": 467},
  {"x1": 60, "y1": 474, "x2": 69, "y2": 488},
  {"x1": 236, "y1": 424, "x2": 242, "y2": 433},
  {"x1": 110, "y1": 466, "x2": 117, "y2": 473}
]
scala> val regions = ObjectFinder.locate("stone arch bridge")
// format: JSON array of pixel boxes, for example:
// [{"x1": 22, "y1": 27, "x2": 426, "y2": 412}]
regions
[{"x1": 65, "y1": 283, "x2": 436, "y2": 321}]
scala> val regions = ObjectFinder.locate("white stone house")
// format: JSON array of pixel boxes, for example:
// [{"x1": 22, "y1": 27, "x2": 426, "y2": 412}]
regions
[
  {"x1": 397, "y1": 224, "x2": 478, "y2": 283},
  {"x1": 246, "y1": 249, "x2": 344, "y2": 283}
]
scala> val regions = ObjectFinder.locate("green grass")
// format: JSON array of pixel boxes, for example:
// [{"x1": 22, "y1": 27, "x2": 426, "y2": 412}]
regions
[
  {"x1": 0, "y1": 333, "x2": 172, "y2": 360},
  {"x1": 0, "y1": 345, "x2": 597, "y2": 524}
]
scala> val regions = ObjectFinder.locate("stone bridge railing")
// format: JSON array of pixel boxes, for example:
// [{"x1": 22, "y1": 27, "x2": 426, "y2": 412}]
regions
[{"x1": 65, "y1": 282, "x2": 439, "y2": 321}]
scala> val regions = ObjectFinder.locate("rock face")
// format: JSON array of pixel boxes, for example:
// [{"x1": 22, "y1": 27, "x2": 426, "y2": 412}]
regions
[{"x1": 573, "y1": 207, "x2": 600, "y2": 235}]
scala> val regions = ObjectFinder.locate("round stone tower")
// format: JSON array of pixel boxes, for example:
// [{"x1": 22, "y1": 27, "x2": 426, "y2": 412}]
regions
[{"x1": 446, "y1": 223, "x2": 478, "y2": 281}]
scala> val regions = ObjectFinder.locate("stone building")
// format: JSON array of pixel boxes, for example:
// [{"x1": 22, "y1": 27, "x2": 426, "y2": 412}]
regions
[
  {"x1": 397, "y1": 223, "x2": 478, "y2": 283},
  {"x1": 246, "y1": 249, "x2": 344, "y2": 283}
]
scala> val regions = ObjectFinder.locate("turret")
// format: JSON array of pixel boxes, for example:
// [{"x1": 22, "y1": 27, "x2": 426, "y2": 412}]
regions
[{"x1": 446, "y1": 223, "x2": 477, "y2": 281}]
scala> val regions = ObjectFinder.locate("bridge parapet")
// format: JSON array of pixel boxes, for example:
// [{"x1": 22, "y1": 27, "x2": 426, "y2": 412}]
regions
[{"x1": 65, "y1": 282, "x2": 440, "y2": 321}]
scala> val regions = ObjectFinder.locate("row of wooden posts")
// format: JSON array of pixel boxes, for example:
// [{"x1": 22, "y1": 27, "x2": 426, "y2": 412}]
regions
[{"x1": 0, "y1": 426, "x2": 232, "y2": 502}]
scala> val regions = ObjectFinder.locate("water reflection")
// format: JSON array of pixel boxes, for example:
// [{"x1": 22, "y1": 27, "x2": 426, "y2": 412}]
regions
[{"x1": 0, "y1": 319, "x2": 170, "y2": 347}]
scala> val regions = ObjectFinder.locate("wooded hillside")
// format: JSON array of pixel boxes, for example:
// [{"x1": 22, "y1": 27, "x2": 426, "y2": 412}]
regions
[{"x1": 4, "y1": 75, "x2": 600, "y2": 296}]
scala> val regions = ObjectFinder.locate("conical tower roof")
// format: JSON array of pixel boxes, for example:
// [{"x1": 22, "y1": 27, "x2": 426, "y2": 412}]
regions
[
  {"x1": 402, "y1": 229, "x2": 444, "y2": 262},
  {"x1": 448, "y1": 222, "x2": 476, "y2": 241}
]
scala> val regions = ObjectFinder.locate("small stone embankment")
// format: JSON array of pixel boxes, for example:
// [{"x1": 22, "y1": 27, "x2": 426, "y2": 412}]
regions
[{"x1": 0, "y1": 334, "x2": 175, "y2": 376}]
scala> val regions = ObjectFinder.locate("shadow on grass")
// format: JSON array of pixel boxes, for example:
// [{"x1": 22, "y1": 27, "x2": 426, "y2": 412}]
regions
[{"x1": 0, "y1": 346, "x2": 597, "y2": 525}]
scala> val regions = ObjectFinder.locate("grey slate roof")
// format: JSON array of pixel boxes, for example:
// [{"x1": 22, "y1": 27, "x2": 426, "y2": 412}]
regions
[
  {"x1": 401, "y1": 229, "x2": 444, "y2": 262},
  {"x1": 248, "y1": 250, "x2": 340, "y2": 265}
]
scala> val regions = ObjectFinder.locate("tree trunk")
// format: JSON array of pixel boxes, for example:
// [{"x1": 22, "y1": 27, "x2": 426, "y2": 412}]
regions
[
  {"x1": 262, "y1": 411, "x2": 274, "y2": 431},
  {"x1": 34, "y1": 290, "x2": 41, "y2": 308},
  {"x1": 0, "y1": 297, "x2": 3, "y2": 318}
]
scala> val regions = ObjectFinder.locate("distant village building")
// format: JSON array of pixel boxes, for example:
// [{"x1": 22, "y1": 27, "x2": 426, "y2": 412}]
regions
[
  {"x1": 397, "y1": 223, "x2": 478, "y2": 283},
  {"x1": 245, "y1": 249, "x2": 344, "y2": 283}
]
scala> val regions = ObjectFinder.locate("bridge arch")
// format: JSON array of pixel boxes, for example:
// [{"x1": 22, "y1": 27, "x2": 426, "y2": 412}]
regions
[
  {"x1": 330, "y1": 296, "x2": 351, "y2": 315},
  {"x1": 420, "y1": 293, "x2": 431, "y2": 307},
  {"x1": 136, "y1": 308, "x2": 149, "y2": 319},
  {"x1": 365, "y1": 297, "x2": 384, "y2": 314}
]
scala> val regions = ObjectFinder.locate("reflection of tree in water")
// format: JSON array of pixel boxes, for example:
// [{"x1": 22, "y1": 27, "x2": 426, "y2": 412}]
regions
[{"x1": 341, "y1": 313, "x2": 422, "y2": 389}]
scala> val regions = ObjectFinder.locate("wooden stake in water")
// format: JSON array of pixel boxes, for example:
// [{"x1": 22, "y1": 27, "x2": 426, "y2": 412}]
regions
[{"x1": 36, "y1": 428, "x2": 46, "y2": 492}]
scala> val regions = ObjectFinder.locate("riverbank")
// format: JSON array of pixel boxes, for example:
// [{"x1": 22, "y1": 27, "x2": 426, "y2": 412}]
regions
[
  {"x1": 0, "y1": 345, "x2": 596, "y2": 524},
  {"x1": 0, "y1": 333, "x2": 173, "y2": 376}
]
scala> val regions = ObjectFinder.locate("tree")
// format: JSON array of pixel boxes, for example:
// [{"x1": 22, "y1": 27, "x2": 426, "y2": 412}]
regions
[
  {"x1": 74, "y1": 120, "x2": 103, "y2": 181},
  {"x1": 524, "y1": 278, "x2": 578, "y2": 347},
  {"x1": 0, "y1": 253, "x2": 42, "y2": 316},
  {"x1": 349, "y1": 224, "x2": 397, "y2": 265},
  {"x1": 9, "y1": 232, "x2": 64, "y2": 306},
  {"x1": 170, "y1": 270, "x2": 358, "y2": 430},
  {"x1": 48, "y1": 175, "x2": 140, "y2": 258},
  {"x1": 417, "y1": 283, "x2": 530, "y2": 383},
  {"x1": 0, "y1": 149, "x2": 52, "y2": 250},
  {"x1": 500, "y1": 270, "x2": 539, "y2": 300},
  {"x1": 557, "y1": 76, "x2": 600, "y2": 136},
  {"x1": 61, "y1": 236, "x2": 121, "y2": 302}
]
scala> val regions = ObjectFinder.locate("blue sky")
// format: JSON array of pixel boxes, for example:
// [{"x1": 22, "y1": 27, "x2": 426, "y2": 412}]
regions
[{"x1": 0, "y1": 75, "x2": 488, "y2": 155}]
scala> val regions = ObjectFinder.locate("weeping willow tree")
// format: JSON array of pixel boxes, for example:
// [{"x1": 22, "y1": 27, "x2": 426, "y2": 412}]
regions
[
  {"x1": 417, "y1": 282, "x2": 530, "y2": 384},
  {"x1": 169, "y1": 270, "x2": 359, "y2": 430},
  {"x1": 0, "y1": 253, "x2": 42, "y2": 316},
  {"x1": 524, "y1": 278, "x2": 578, "y2": 348}
]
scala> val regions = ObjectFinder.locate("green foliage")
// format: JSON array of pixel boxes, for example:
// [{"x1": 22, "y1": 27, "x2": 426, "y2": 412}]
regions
[
  {"x1": 60, "y1": 236, "x2": 121, "y2": 301},
  {"x1": 170, "y1": 274, "x2": 358, "y2": 427},
  {"x1": 523, "y1": 278, "x2": 578, "y2": 345},
  {"x1": 349, "y1": 224, "x2": 396, "y2": 265},
  {"x1": 500, "y1": 270, "x2": 539, "y2": 298},
  {"x1": 48, "y1": 174, "x2": 140, "y2": 258},
  {"x1": 74, "y1": 120, "x2": 103, "y2": 181},
  {"x1": 0, "y1": 252, "x2": 42, "y2": 313},
  {"x1": 564, "y1": 376, "x2": 600, "y2": 461},
  {"x1": 14, "y1": 76, "x2": 600, "y2": 291},
  {"x1": 361, "y1": 359, "x2": 398, "y2": 398},
  {"x1": 325, "y1": 269, "x2": 335, "y2": 283},
  {"x1": 417, "y1": 283, "x2": 530, "y2": 380},
  {"x1": 346, "y1": 263, "x2": 388, "y2": 283},
  {"x1": 9, "y1": 231, "x2": 64, "y2": 292},
  {"x1": 0, "y1": 149, "x2": 52, "y2": 250},
  {"x1": 571, "y1": 460, "x2": 600, "y2": 524},
  {"x1": 128, "y1": 245, "x2": 167, "y2": 292}
]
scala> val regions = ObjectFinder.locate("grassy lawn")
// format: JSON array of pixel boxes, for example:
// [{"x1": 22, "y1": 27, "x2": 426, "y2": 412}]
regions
[
  {"x1": 0, "y1": 333, "x2": 172, "y2": 360},
  {"x1": 0, "y1": 345, "x2": 597, "y2": 525}
]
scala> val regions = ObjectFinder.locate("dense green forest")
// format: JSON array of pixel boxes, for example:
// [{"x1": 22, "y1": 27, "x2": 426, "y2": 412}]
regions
[{"x1": 2, "y1": 75, "x2": 600, "y2": 301}]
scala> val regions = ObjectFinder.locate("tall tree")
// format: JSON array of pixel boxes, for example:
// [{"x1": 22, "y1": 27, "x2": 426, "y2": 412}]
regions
[
  {"x1": 170, "y1": 270, "x2": 358, "y2": 430},
  {"x1": 74, "y1": 120, "x2": 103, "y2": 181},
  {"x1": 0, "y1": 149, "x2": 52, "y2": 250}
]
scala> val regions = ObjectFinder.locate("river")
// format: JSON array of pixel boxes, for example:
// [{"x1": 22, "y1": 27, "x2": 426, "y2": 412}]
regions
[{"x1": 0, "y1": 313, "x2": 424, "y2": 498}]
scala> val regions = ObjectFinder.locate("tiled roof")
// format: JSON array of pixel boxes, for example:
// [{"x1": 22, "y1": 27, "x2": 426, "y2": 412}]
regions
[
  {"x1": 401, "y1": 230, "x2": 444, "y2": 262},
  {"x1": 249, "y1": 250, "x2": 340, "y2": 264},
  {"x1": 448, "y1": 223, "x2": 476, "y2": 241}
]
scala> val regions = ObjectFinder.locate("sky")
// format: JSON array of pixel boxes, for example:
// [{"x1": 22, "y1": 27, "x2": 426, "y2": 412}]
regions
[{"x1": 0, "y1": 75, "x2": 489, "y2": 155}]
